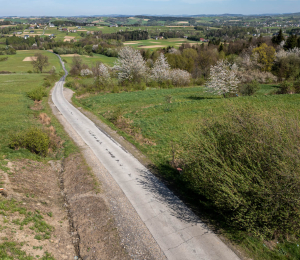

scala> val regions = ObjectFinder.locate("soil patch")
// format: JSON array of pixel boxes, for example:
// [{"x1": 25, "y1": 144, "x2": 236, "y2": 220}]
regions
[
  {"x1": 62, "y1": 153, "x2": 129, "y2": 259},
  {"x1": 77, "y1": 30, "x2": 87, "y2": 31},
  {"x1": 0, "y1": 159, "x2": 75, "y2": 260},
  {"x1": 23, "y1": 57, "x2": 37, "y2": 61},
  {"x1": 64, "y1": 36, "x2": 75, "y2": 39},
  {"x1": 177, "y1": 21, "x2": 189, "y2": 24}
]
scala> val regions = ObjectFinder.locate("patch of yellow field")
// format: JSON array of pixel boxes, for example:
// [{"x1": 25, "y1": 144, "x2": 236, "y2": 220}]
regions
[
  {"x1": 23, "y1": 57, "x2": 37, "y2": 61},
  {"x1": 138, "y1": 45, "x2": 165, "y2": 49},
  {"x1": 177, "y1": 21, "x2": 189, "y2": 24}
]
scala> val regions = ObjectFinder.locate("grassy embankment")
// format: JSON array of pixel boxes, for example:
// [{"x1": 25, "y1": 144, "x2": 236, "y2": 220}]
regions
[
  {"x1": 73, "y1": 83, "x2": 300, "y2": 260},
  {"x1": 0, "y1": 51, "x2": 78, "y2": 258}
]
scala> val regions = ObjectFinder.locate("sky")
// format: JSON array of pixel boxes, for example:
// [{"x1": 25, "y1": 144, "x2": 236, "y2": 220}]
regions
[{"x1": 0, "y1": 0, "x2": 299, "y2": 16}]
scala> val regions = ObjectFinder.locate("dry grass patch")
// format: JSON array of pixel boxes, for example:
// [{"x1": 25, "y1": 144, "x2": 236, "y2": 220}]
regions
[
  {"x1": 124, "y1": 42, "x2": 141, "y2": 45},
  {"x1": 39, "y1": 113, "x2": 51, "y2": 125},
  {"x1": 138, "y1": 45, "x2": 165, "y2": 48}
]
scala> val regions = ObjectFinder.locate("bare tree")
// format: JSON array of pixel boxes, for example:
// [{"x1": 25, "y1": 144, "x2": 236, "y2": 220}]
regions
[{"x1": 31, "y1": 53, "x2": 49, "y2": 73}]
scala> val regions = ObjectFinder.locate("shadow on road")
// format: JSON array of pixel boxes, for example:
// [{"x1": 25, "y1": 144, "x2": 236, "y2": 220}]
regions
[{"x1": 136, "y1": 168, "x2": 209, "y2": 227}]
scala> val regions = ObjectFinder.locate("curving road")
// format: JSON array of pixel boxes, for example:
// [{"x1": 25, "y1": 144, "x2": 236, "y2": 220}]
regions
[{"x1": 52, "y1": 54, "x2": 240, "y2": 260}]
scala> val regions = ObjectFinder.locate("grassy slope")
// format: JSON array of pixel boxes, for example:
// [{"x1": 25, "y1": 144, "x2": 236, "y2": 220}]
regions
[
  {"x1": 0, "y1": 52, "x2": 77, "y2": 161},
  {"x1": 74, "y1": 84, "x2": 300, "y2": 260},
  {"x1": 77, "y1": 85, "x2": 290, "y2": 163}
]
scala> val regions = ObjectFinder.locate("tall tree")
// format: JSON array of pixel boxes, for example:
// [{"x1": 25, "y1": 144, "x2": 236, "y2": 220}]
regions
[
  {"x1": 31, "y1": 53, "x2": 49, "y2": 73},
  {"x1": 284, "y1": 35, "x2": 298, "y2": 50},
  {"x1": 252, "y1": 43, "x2": 276, "y2": 72},
  {"x1": 272, "y1": 29, "x2": 284, "y2": 45}
]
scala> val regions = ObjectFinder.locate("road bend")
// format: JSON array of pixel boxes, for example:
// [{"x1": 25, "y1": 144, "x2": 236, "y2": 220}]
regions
[{"x1": 52, "y1": 54, "x2": 240, "y2": 260}]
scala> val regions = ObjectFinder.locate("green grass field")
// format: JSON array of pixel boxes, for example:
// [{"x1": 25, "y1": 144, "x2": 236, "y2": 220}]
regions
[
  {"x1": 0, "y1": 51, "x2": 77, "y2": 162},
  {"x1": 0, "y1": 50, "x2": 63, "y2": 73},
  {"x1": 124, "y1": 38, "x2": 200, "y2": 50},
  {"x1": 75, "y1": 84, "x2": 286, "y2": 163},
  {"x1": 73, "y1": 84, "x2": 300, "y2": 259},
  {"x1": 62, "y1": 53, "x2": 117, "y2": 70}
]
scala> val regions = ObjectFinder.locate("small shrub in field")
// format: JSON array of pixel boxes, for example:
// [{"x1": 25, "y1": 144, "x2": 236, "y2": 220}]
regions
[
  {"x1": 278, "y1": 81, "x2": 294, "y2": 94},
  {"x1": 0, "y1": 57, "x2": 8, "y2": 62},
  {"x1": 9, "y1": 127, "x2": 50, "y2": 156},
  {"x1": 65, "y1": 81, "x2": 73, "y2": 89},
  {"x1": 239, "y1": 80, "x2": 260, "y2": 96},
  {"x1": 293, "y1": 81, "x2": 300, "y2": 94},
  {"x1": 193, "y1": 77, "x2": 206, "y2": 86},
  {"x1": 27, "y1": 87, "x2": 47, "y2": 101},
  {"x1": 43, "y1": 80, "x2": 51, "y2": 88},
  {"x1": 179, "y1": 107, "x2": 300, "y2": 239}
]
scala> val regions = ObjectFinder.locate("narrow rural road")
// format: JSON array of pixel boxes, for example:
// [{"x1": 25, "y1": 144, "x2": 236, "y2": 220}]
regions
[{"x1": 52, "y1": 55, "x2": 241, "y2": 260}]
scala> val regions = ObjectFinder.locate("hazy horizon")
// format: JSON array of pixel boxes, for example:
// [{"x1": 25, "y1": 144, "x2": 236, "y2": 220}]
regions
[{"x1": 0, "y1": 0, "x2": 299, "y2": 17}]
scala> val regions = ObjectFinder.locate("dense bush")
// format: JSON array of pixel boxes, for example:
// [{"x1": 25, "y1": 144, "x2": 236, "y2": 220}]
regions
[
  {"x1": 27, "y1": 87, "x2": 47, "y2": 101},
  {"x1": 278, "y1": 81, "x2": 294, "y2": 94},
  {"x1": 9, "y1": 127, "x2": 50, "y2": 156},
  {"x1": 179, "y1": 107, "x2": 300, "y2": 239},
  {"x1": 239, "y1": 80, "x2": 260, "y2": 96}
]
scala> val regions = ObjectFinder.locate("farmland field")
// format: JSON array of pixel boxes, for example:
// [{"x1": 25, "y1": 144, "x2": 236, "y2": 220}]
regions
[
  {"x1": 0, "y1": 50, "x2": 62, "y2": 73},
  {"x1": 62, "y1": 53, "x2": 117, "y2": 69},
  {"x1": 124, "y1": 38, "x2": 200, "y2": 49}
]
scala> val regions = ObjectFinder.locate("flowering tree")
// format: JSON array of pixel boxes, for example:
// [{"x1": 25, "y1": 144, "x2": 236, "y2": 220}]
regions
[
  {"x1": 114, "y1": 46, "x2": 147, "y2": 82},
  {"x1": 206, "y1": 60, "x2": 240, "y2": 97},
  {"x1": 151, "y1": 53, "x2": 170, "y2": 83},
  {"x1": 169, "y1": 69, "x2": 191, "y2": 86},
  {"x1": 252, "y1": 43, "x2": 276, "y2": 72},
  {"x1": 80, "y1": 69, "x2": 93, "y2": 76},
  {"x1": 98, "y1": 63, "x2": 110, "y2": 79}
]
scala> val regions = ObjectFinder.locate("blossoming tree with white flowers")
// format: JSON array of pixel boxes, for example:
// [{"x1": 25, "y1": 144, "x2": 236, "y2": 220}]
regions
[{"x1": 205, "y1": 60, "x2": 240, "y2": 97}]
